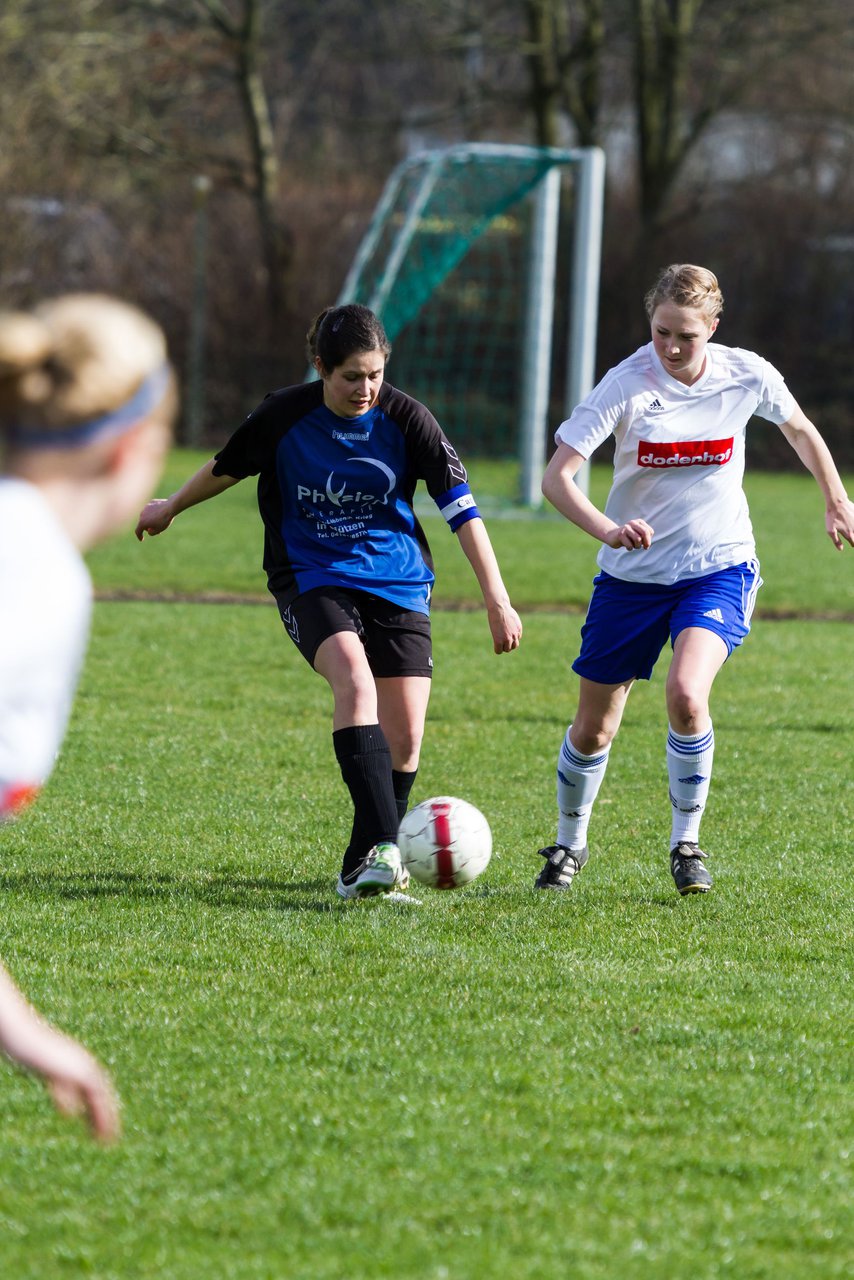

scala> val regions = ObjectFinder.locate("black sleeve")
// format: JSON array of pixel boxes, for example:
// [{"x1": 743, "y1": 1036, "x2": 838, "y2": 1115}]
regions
[
  {"x1": 378, "y1": 384, "x2": 469, "y2": 501},
  {"x1": 212, "y1": 383, "x2": 322, "y2": 479}
]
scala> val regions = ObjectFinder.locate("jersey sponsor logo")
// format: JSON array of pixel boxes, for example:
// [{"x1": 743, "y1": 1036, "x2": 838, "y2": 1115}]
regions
[
  {"x1": 647, "y1": 397, "x2": 665, "y2": 412},
  {"x1": 296, "y1": 457, "x2": 397, "y2": 509},
  {"x1": 637, "y1": 437, "x2": 734, "y2": 468}
]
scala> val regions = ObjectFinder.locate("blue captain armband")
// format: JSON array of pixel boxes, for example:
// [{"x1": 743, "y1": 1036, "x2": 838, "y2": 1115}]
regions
[{"x1": 436, "y1": 484, "x2": 479, "y2": 532}]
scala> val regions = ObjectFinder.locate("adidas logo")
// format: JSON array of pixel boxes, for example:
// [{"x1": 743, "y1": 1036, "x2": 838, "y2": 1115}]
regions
[
  {"x1": 703, "y1": 607, "x2": 724, "y2": 623},
  {"x1": 647, "y1": 397, "x2": 665, "y2": 412}
]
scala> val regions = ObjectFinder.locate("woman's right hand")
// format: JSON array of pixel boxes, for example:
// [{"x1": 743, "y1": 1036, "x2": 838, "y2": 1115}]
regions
[
  {"x1": 135, "y1": 497, "x2": 174, "y2": 540},
  {"x1": 606, "y1": 518, "x2": 654, "y2": 551},
  {"x1": 0, "y1": 966, "x2": 121, "y2": 1143}
]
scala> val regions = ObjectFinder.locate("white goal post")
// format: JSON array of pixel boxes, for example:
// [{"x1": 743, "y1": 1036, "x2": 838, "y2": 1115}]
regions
[{"x1": 334, "y1": 143, "x2": 605, "y2": 505}]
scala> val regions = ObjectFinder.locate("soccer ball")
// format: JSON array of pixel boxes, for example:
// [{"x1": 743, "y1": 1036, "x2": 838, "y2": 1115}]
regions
[{"x1": 397, "y1": 796, "x2": 492, "y2": 889}]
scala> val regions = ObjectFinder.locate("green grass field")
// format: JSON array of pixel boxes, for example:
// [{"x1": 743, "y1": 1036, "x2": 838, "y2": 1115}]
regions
[{"x1": 1, "y1": 455, "x2": 851, "y2": 1278}]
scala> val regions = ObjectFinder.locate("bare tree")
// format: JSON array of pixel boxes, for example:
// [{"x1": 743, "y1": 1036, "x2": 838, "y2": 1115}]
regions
[
  {"x1": 523, "y1": 0, "x2": 605, "y2": 147},
  {"x1": 123, "y1": 0, "x2": 294, "y2": 327},
  {"x1": 631, "y1": 0, "x2": 851, "y2": 231},
  {"x1": 1, "y1": 0, "x2": 303, "y2": 328}
]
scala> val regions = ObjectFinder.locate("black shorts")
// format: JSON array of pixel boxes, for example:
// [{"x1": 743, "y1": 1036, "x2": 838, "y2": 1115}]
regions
[{"x1": 275, "y1": 586, "x2": 433, "y2": 677}]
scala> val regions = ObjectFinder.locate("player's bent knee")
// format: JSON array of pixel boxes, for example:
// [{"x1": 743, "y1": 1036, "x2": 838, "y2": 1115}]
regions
[
  {"x1": 386, "y1": 728, "x2": 424, "y2": 770},
  {"x1": 570, "y1": 723, "x2": 616, "y2": 755},
  {"x1": 666, "y1": 688, "x2": 709, "y2": 734}
]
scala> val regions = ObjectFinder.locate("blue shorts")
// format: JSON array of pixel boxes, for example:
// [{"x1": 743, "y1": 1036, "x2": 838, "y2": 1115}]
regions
[{"x1": 572, "y1": 561, "x2": 762, "y2": 684}]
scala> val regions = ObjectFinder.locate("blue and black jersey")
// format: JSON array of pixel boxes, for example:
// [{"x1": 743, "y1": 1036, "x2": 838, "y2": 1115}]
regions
[{"x1": 212, "y1": 381, "x2": 479, "y2": 614}]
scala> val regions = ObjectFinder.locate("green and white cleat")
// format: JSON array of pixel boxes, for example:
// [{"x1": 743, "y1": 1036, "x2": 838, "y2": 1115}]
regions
[{"x1": 336, "y1": 842, "x2": 408, "y2": 899}]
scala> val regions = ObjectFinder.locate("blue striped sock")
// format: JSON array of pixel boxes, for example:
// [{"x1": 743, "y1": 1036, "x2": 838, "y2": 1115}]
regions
[
  {"x1": 556, "y1": 729, "x2": 611, "y2": 850},
  {"x1": 666, "y1": 724, "x2": 715, "y2": 847}
]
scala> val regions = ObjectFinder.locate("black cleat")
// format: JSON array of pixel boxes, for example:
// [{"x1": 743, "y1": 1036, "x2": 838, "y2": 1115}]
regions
[
  {"x1": 534, "y1": 844, "x2": 589, "y2": 891},
  {"x1": 670, "y1": 841, "x2": 713, "y2": 894}
]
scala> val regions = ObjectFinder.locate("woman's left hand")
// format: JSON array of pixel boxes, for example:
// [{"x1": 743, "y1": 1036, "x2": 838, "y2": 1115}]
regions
[{"x1": 487, "y1": 600, "x2": 523, "y2": 654}]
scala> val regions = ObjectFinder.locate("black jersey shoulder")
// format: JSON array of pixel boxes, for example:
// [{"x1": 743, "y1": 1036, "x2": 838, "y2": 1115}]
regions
[
  {"x1": 213, "y1": 380, "x2": 324, "y2": 478},
  {"x1": 377, "y1": 382, "x2": 468, "y2": 497},
  {"x1": 239, "y1": 380, "x2": 324, "y2": 434},
  {"x1": 377, "y1": 382, "x2": 443, "y2": 436}
]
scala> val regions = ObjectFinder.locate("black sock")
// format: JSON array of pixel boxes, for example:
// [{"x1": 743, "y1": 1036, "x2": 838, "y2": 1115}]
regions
[
  {"x1": 392, "y1": 769, "x2": 418, "y2": 823},
  {"x1": 341, "y1": 767, "x2": 418, "y2": 876},
  {"x1": 333, "y1": 724, "x2": 399, "y2": 878}
]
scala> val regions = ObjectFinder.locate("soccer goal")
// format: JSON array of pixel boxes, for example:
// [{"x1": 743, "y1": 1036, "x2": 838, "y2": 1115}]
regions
[{"x1": 334, "y1": 143, "x2": 605, "y2": 505}]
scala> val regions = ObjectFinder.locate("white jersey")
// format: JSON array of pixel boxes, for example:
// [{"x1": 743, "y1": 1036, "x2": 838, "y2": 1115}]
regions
[
  {"x1": 555, "y1": 341, "x2": 796, "y2": 584},
  {"x1": 0, "y1": 480, "x2": 92, "y2": 816}
]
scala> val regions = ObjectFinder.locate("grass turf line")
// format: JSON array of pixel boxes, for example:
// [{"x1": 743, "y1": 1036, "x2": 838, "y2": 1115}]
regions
[{"x1": 89, "y1": 450, "x2": 854, "y2": 618}]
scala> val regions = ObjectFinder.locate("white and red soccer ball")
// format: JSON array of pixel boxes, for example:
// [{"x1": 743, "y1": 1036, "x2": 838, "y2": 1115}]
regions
[{"x1": 398, "y1": 796, "x2": 492, "y2": 889}]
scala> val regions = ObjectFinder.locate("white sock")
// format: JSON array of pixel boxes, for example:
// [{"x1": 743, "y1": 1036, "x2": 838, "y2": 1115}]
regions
[
  {"x1": 556, "y1": 728, "x2": 611, "y2": 850},
  {"x1": 667, "y1": 723, "x2": 715, "y2": 847}
]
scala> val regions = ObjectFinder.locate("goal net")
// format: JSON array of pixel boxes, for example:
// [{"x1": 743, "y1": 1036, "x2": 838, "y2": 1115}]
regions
[{"x1": 335, "y1": 143, "x2": 604, "y2": 505}]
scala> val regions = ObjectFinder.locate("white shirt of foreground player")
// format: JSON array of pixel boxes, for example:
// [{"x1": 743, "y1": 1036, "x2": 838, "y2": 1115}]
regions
[
  {"x1": 555, "y1": 342, "x2": 797, "y2": 585},
  {"x1": 0, "y1": 479, "x2": 92, "y2": 807}
]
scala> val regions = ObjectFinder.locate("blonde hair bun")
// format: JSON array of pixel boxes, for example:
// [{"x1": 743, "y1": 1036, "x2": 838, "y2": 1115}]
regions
[
  {"x1": 644, "y1": 264, "x2": 724, "y2": 323},
  {"x1": 0, "y1": 293, "x2": 170, "y2": 436},
  {"x1": 0, "y1": 312, "x2": 54, "y2": 377}
]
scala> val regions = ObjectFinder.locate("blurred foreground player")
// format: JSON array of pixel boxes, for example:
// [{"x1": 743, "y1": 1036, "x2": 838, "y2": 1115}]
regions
[{"x1": 0, "y1": 293, "x2": 175, "y2": 1137}]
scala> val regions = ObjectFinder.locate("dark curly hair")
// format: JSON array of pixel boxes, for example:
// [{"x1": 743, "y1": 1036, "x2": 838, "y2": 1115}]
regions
[{"x1": 306, "y1": 304, "x2": 391, "y2": 373}]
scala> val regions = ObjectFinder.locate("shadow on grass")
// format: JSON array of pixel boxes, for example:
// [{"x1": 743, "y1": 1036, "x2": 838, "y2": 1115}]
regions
[
  {"x1": 0, "y1": 869, "x2": 724, "y2": 920},
  {"x1": 0, "y1": 868, "x2": 342, "y2": 914}
]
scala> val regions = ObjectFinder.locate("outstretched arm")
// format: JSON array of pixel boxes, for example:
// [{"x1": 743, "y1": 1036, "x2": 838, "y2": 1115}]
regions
[
  {"x1": 454, "y1": 518, "x2": 522, "y2": 654},
  {"x1": 135, "y1": 458, "x2": 241, "y2": 540},
  {"x1": 542, "y1": 442, "x2": 654, "y2": 551},
  {"x1": 0, "y1": 963, "x2": 120, "y2": 1143},
  {"x1": 777, "y1": 407, "x2": 854, "y2": 550}
]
